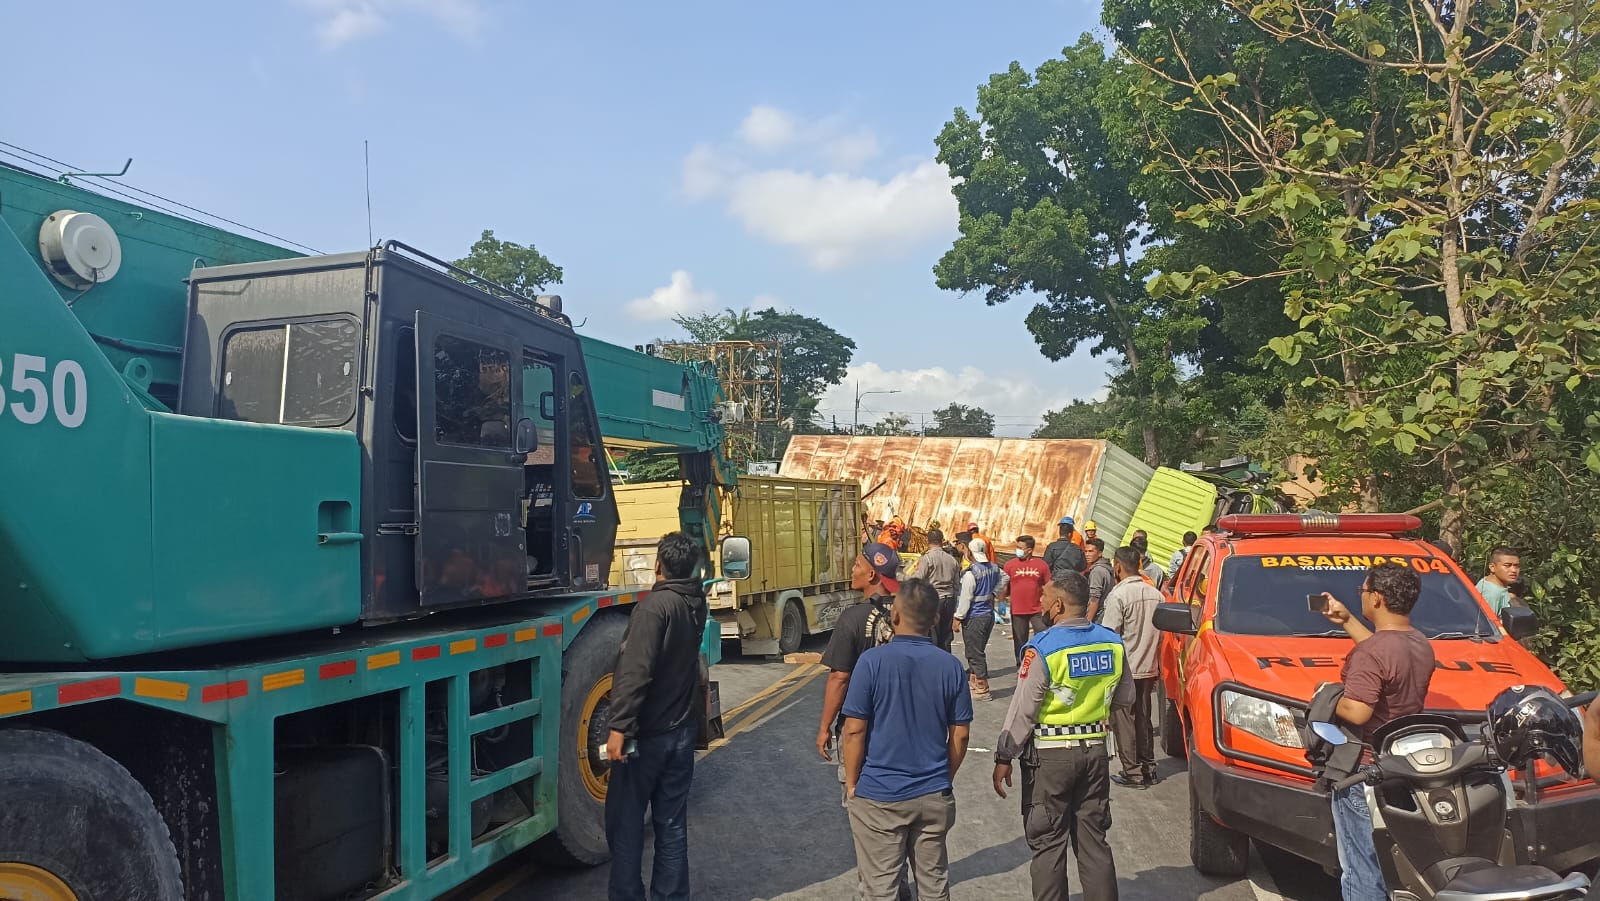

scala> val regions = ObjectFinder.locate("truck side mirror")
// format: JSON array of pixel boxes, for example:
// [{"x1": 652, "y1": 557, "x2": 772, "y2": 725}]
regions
[
  {"x1": 513, "y1": 418, "x2": 537, "y2": 454},
  {"x1": 720, "y1": 536, "x2": 752, "y2": 581},
  {"x1": 1501, "y1": 605, "x2": 1537, "y2": 641},
  {"x1": 1154, "y1": 602, "x2": 1199, "y2": 635}
]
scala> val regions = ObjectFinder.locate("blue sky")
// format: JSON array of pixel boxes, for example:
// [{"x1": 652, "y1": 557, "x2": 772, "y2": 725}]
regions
[{"x1": 5, "y1": 0, "x2": 1112, "y2": 436}]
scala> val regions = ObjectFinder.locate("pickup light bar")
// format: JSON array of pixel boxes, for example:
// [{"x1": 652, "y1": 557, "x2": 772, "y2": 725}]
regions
[{"x1": 1217, "y1": 513, "x2": 1423, "y2": 535}]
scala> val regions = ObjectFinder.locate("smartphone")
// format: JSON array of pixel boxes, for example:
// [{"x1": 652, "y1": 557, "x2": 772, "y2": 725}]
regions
[{"x1": 1307, "y1": 593, "x2": 1329, "y2": 613}]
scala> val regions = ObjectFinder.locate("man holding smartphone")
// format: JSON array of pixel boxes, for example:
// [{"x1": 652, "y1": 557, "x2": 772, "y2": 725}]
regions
[{"x1": 1317, "y1": 562, "x2": 1436, "y2": 901}]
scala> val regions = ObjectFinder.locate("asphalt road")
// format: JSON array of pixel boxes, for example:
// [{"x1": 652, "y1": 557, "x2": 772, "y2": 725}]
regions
[{"x1": 456, "y1": 624, "x2": 1343, "y2": 901}]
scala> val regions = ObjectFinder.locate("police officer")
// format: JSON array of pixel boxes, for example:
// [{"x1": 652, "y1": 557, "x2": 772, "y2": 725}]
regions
[{"x1": 991, "y1": 571, "x2": 1132, "y2": 901}]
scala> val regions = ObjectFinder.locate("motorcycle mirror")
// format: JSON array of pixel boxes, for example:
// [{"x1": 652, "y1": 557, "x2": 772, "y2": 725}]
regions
[{"x1": 1311, "y1": 721, "x2": 1347, "y2": 745}]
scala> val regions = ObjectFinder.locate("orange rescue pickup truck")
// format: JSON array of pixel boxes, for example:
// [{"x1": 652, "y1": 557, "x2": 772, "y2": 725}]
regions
[{"x1": 1155, "y1": 513, "x2": 1600, "y2": 878}]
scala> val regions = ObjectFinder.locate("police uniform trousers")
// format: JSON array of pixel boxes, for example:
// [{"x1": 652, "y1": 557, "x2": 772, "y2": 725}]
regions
[{"x1": 1020, "y1": 742, "x2": 1118, "y2": 901}]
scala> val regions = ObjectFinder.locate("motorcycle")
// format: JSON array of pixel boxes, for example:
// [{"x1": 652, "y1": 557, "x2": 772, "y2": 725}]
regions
[{"x1": 1310, "y1": 685, "x2": 1592, "y2": 901}]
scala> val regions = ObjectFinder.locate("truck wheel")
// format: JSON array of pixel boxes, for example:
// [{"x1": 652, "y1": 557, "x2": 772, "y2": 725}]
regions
[
  {"x1": 0, "y1": 728, "x2": 183, "y2": 901},
  {"x1": 533, "y1": 612, "x2": 630, "y2": 868},
  {"x1": 779, "y1": 601, "x2": 805, "y2": 656},
  {"x1": 1189, "y1": 752, "x2": 1249, "y2": 877},
  {"x1": 1159, "y1": 683, "x2": 1186, "y2": 760}
]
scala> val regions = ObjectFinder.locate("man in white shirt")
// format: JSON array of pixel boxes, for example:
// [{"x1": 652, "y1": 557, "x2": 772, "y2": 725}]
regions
[{"x1": 1102, "y1": 546, "x2": 1164, "y2": 789}]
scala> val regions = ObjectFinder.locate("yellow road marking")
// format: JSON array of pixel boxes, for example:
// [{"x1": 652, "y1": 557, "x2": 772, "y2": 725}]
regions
[
  {"x1": 134, "y1": 677, "x2": 190, "y2": 703},
  {"x1": 262, "y1": 669, "x2": 305, "y2": 692},
  {"x1": 718, "y1": 663, "x2": 819, "y2": 729},
  {"x1": 703, "y1": 665, "x2": 825, "y2": 757}
]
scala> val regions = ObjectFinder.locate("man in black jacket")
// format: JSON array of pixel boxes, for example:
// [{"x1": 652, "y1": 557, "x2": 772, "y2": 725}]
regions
[{"x1": 605, "y1": 532, "x2": 707, "y2": 901}]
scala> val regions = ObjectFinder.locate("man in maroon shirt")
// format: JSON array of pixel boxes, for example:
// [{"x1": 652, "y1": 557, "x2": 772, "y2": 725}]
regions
[
  {"x1": 1317, "y1": 562, "x2": 1435, "y2": 901},
  {"x1": 1000, "y1": 535, "x2": 1052, "y2": 663}
]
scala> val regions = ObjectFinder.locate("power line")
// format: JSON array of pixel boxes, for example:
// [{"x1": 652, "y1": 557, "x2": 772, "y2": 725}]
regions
[{"x1": 0, "y1": 141, "x2": 324, "y2": 254}]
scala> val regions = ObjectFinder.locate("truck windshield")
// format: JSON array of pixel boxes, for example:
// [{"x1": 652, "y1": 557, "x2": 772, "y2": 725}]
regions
[{"x1": 1215, "y1": 554, "x2": 1495, "y2": 639}]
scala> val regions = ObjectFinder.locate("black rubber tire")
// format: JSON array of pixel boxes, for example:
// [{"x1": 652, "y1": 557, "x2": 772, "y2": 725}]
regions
[
  {"x1": 532, "y1": 612, "x2": 630, "y2": 868},
  {"x1": 1160, "y1": 682, "x2": 1187, "y2": 760},
  {"x1": 0, "y1": 727, "x2": 183, "y2": 900},
  {"x1": 778, "y1": 600, "x2": 805, "y2": 656},
  {"x1": 1189, "y1": 742, "x2": 1250, "y2": 877}
]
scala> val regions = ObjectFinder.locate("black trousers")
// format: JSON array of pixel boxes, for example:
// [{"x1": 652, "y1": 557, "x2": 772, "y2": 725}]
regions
[
  {"x1": 1012, "y1": 613, "x2": 1050, "y2": 663},
  {"x1": 934, "y1": 595, "x2": 958, "y2": 652},
  {"x1": 1021, "y1": 743, "x2": 1118, "y2": 901},
  {"x1": 961, "y1": 613, "x2": 994, "y2": 679},
  {"x1": 1111, "y1": 677, "x2": 1158, "y2": 782}
]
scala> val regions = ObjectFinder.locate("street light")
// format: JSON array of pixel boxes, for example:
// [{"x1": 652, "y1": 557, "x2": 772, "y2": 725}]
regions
[{"x1": 853, "y1": 382, "x2": 902, "y2": 434}]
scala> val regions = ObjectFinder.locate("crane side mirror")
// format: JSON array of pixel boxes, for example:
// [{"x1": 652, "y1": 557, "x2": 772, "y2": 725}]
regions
[
  {"x1": 720, "y1": 536, "x2": 752, "y2": 581},
  {"x1": 1153, "y1": 602, "x2": 1200, "y2": 635},
  {"x1": 1500, "y1": 605, "x2": 1537, "y2": 641},
  {"x1": 513, "y1": 418, "x2": 537, "y2": 454}
]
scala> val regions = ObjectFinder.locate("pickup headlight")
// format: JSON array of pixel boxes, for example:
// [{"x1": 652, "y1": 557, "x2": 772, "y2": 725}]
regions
[{"x1": 1221, "y1": 690, "x2": 1304, "y2": 749}]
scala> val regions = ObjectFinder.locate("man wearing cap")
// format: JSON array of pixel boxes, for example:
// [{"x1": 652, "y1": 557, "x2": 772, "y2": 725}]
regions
[
  {"x1": 966, "y1": 522, "x2": 995, "y2": 564},
  {"x1": 1083, "y1": 521, "x2": 1099, "y2": 546},
  {"x1": 817, "y1": 543, "x2": 916, "y2": 899},
  {"x1": 1043, "y1": 518, "x2": 1088, "y2": 583},
  {"x1": 954, "y1": 539, "x2": 1002, "y2": 701}
]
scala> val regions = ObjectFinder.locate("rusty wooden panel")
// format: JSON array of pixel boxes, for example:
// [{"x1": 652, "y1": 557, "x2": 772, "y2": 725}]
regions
[
  {"x1": 780, "y1": 437, "x2": 1116, "y2": 550},
  {"x1": 900, "y1": 439, "x2": 958, "y2": 527}
]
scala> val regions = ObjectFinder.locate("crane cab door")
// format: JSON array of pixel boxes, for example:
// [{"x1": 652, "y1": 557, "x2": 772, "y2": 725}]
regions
[{"x1": 414, "y1": 310, "x2": 527, "y2": 607}]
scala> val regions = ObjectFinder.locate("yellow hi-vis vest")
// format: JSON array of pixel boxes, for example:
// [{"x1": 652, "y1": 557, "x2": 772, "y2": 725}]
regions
[{"x1": 1026, "y1": 622, "x2": 1126, "y2": 744}]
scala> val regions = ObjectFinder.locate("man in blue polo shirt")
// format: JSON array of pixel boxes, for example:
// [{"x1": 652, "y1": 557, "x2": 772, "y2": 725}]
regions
[{"x1": 840, "y1": 579, "x2": 973, "y2": 901}]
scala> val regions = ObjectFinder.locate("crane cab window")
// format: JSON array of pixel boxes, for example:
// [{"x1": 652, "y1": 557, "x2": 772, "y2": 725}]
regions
[
  {"x1": 567, "y1": 373, "x2": 605, "y2": 499},
  {"x1": 219, "y1": 317, "x2": 359, "y2": 428},
  {"x1": 433, "y1": 334, "x2": 511, "y2": 448}
]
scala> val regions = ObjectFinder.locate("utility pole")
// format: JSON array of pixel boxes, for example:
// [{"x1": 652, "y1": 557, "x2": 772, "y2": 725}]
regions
[{"x1": 854, "y1": 381, "x2": 901, "y2": 435}]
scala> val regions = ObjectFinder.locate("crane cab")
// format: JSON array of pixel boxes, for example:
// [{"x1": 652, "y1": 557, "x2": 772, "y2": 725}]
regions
[{"x1": 177, "y1": 242, "x2": 619, "y2": 622}]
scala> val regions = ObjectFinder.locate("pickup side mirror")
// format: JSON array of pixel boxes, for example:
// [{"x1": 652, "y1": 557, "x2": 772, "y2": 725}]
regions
[
  {"x1": 720, "y1": 536, "x2": 752, "y2": 581},
  {"x1": 513, "y1": 417, "x2": 537, "y2": 454},
  {"x1": 1154, "y1": 602, "x2": 1199, "y2": 635},
  {"x1": 1501, "y1": 605, "x2": 1537, "y2": 641}
]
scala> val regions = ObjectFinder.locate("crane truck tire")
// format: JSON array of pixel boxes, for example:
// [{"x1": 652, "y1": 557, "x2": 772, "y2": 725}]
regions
[
  {"x1": 0, "y1": 727, "x2": 183, "y2": 901},
  {"x1": 533, "y1": 612, "x2": 630, "y2": 868},
  {"x1": 779, "y1": 600, "x2": 805, "y2": 656}
]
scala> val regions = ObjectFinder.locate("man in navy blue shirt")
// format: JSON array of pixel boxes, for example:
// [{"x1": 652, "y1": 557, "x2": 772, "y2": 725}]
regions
[{"x1": 840, "y1": 579, "x2": 974, "y2": 901}]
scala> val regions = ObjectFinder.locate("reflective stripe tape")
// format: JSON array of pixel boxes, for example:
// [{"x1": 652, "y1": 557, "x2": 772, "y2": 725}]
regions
[
  {"x1": 134, "y1": 678, "x2": 190, "y2": 702},
  {"x1": 1034, "y1": 721, "x2": 1109, "y2": 738},
  {"x1": 0, "y1": 690, "x2": 32, "y2": 715}
]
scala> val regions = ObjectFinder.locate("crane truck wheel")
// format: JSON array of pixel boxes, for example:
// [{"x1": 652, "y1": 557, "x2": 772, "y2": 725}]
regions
[
  {"x1": 779, "y1": 600, "x2": 805, "y2": 656},
  {"x1": 0, "y1": 728, "x2": 183, "y2": 901},
  {"x1": 533, "y1": 612, "x2": 630, "y2": 868}
]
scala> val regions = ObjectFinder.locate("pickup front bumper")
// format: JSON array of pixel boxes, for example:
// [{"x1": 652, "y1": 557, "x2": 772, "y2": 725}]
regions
[{"x1": 1190, "y1": 743, "x2": 1600, "y2": 874}]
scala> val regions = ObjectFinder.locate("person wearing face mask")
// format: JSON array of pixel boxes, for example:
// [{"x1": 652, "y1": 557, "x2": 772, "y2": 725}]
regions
[{"x1": 1001, "y1": 536, "x2": 1052, "y2": 663}]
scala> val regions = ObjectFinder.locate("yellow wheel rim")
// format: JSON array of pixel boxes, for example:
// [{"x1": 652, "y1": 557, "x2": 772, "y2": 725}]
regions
[
  {"x1": 576, "y1": 673, "x2": 614, "y2": 802},
  {"x1": 0, "y1": 862, "x2": 79, "y2": 901}
]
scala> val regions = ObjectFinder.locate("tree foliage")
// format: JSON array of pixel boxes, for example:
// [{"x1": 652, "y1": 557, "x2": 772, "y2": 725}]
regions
[
  {"x1": 452, "y1": 229, "x2": 563, "y2": 295},
  {"x1": 1124, "y1": 0, "x2": 1600, "y2": 686},
  {"x1": 925, "y1": 403, "x2": 996, "y2": 437},
  {"x1": 669, "y1": 307, "x2": 854, "y2": 429}
]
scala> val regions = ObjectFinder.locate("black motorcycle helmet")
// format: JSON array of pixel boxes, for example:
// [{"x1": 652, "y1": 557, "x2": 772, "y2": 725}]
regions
[{"x1": 1484, "y1": 685, "x2": 1584, "y2": 777}]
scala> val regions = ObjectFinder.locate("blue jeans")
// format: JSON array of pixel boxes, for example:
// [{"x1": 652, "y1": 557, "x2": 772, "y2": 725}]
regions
[
  {"x1": 605, "y1": 722, "x2": 696, "y2": 901},
  {"x1": 1332, "y1": 783, "x2": 1388, "y2": 901}
]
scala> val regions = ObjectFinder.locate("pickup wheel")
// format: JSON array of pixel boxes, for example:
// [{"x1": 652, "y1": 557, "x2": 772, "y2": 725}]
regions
[
  {"x1": 1159, "y1": 683, "x2": 1186, "y2": 760},
  {"x1": 1189, "y1": 750, "x2": 1250, "y2": 877},
  {"x1": 533, "y1": 612, "x2": 630, "y2": 868},
  {"x1": 779, "y1": 600, "x2": 805, "y2": 656},
  {"x1": 0, "y1": 728, "x2": 183, "y2": 901}
]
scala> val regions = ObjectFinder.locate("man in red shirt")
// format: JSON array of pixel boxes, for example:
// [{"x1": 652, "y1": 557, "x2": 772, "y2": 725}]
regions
[{"x1": 1000, "y1": 535, "x2": 1052, "y2": 663}]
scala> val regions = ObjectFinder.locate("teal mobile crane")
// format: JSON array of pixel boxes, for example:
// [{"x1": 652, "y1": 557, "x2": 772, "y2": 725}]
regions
[{"x1": 0, "y1": 160, "x2": 742, "y2": 901}]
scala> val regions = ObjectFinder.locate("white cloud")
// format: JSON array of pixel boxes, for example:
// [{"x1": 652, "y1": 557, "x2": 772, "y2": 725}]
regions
[
  {"x1": 298, "y1": 0, "x2": 487, "y2": 48},
  {"x1": 624, "y1": 271, "x2": 717, "y2": 321},
  {"x1": 750, "y1": 294, "x2": 783, "y2": 311},
  {"x1": 685, "y1": 106, "x2": 954, "y2": 269},
  {"x1": 717, "y1": 160, "x2": 956, "y2": 270},
  {"x1": 819, "y1": 362, "x2": 1102, "y2": 437},
  {"x1": 739, "y1": 106, "x2": 799, "y2": 150}
]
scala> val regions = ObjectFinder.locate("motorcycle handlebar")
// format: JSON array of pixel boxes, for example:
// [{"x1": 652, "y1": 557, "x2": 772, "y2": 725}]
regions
[{"x1": 1332, "y1": 766, "x2": 1378, "y2": 792}]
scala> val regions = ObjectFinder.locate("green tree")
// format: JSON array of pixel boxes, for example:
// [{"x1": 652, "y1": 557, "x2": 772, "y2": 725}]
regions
[
  {"x1": 925, "y1": 402, "x2": 996, "y2": 437},
  {"x1": 669, "y1": 307, "x2": 855, "y2": 431},
  {"x1": 869, "y1": 413, "x2": 914, "y2": 437},
  {"x1": 1134, "y1": 0, "x2": 1600, "y2": 685},
  {"x1": 452, "y1": 229, "x2": 563, "y2": 295}
]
